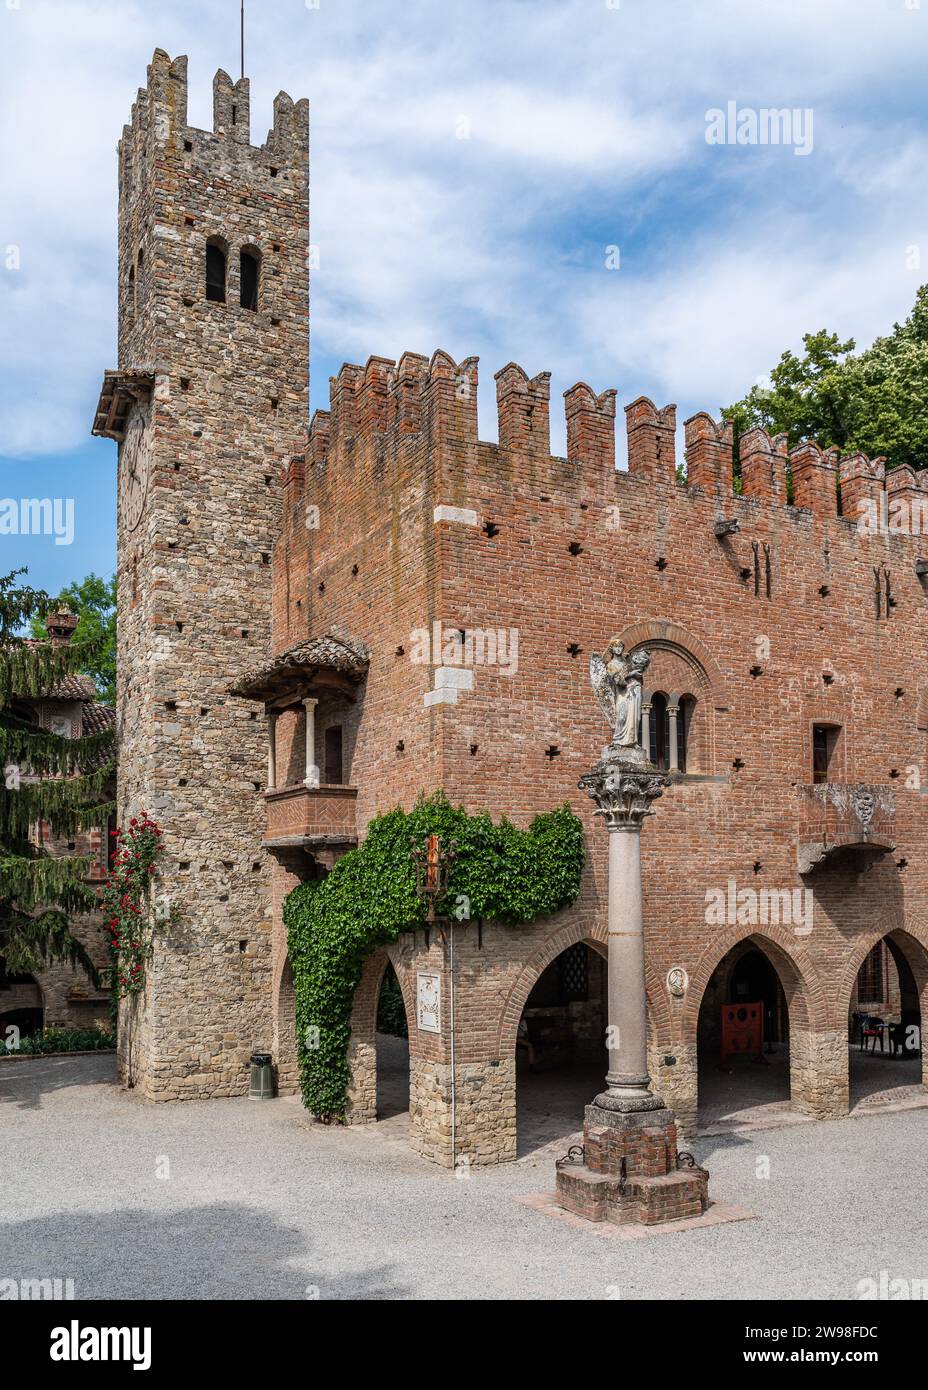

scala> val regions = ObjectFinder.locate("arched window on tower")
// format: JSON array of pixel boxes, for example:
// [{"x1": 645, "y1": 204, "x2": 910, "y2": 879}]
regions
[
  {"x1": 240, "y1": 247, "x2": 260, "y2": 311},
  {"x1": 206, "y1": 239, "x2": 227, "y2": 303}
]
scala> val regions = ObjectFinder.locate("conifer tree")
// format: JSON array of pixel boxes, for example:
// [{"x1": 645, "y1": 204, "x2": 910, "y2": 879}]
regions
[{"x1": 0, "y1": 570, "x2": 117, "y2": 980}]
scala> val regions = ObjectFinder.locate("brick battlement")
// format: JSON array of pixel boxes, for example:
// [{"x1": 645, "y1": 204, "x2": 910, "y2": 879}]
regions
[
  {"x1": 290, "y1": 349, "x2": 925, "y2": 546},
  {"x1": 300, "y1": 351, "x2": 478, "y2": 476}
]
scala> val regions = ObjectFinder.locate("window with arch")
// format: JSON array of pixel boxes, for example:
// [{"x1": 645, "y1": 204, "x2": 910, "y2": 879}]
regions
[
  {"x1": 240, "y1": 247, "x2": 260, "y2": 311},
  {"x1": 647, "y1": 690, "x2": 698, "y2": 772},
  {"x1": 678, "y1": 693, "x2": 697, "y2": 773},
  {"x1": 206, "y1": 239, "x2": 227, "y2": 303},
  {"x1": 648, "y1": 692, "x2": 669, "y2": 770}
]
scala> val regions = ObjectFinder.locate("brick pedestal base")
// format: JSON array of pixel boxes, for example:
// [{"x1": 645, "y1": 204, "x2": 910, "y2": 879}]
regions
[{"x1": 555, "y1": 1100, "x2": 709, "y2": 1226}]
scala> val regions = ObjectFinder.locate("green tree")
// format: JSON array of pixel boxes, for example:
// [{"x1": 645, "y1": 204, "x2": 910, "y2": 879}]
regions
[
  {"x1": 1, "y1": 570, "x2": 117, "y2": 979},
  {"x1": 724, "y1": 285, "x2": 928, "y2": 471},
  {"x1": 29, "y1": 572, "x2": 116, "y2": 706}
]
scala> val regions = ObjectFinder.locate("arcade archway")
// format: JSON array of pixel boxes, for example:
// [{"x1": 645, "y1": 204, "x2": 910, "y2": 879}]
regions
[
  {"x1": 514, "y1": 940, "x2": 610, "y2": 1157},
  {"x1": 0, "y1": 967, "x2": 44, "y2": 1045},
  {"x1": 696, "y1": 940, "x2": 794, "y2": 1130},
  {"x1": 848, "y1": 930, "x2": 927, "y2": 1112},
  {"x1": 375, "y1": 961, "x2": 410, "y2": 1121}
]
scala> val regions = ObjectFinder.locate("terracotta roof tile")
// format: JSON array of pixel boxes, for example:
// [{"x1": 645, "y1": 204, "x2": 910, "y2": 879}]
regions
[{"x1": 230, "y1": 629, "x2": 370, "y2": 701}]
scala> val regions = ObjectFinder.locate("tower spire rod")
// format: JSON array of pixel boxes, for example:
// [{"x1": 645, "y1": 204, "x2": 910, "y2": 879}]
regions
[{"x1": 240, "y1": 1, "x2": 245, "y2": 81}]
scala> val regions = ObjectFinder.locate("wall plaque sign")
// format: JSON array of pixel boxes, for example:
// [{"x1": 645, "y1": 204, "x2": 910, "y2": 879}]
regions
[
  {"x1": 666, "y1": 966, "x2": 688, "y2": 998},
  {"x1": 417, "y1": 971, "x2": 441, "y2": 1033}
]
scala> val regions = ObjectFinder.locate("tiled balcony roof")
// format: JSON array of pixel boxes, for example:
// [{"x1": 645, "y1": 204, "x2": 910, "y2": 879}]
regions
[{"x1": 230, "y1": 629, "x2": 370, "y2": 701}]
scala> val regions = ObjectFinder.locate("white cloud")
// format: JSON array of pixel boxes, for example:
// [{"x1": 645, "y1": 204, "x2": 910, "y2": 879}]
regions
[{"x1": 0, "y1": 0, "x2": 925, "y2": 458}]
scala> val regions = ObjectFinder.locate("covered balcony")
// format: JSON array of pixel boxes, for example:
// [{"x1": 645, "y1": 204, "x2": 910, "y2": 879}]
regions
[{"x1": 231, "y1": 631, "x2": 370, "y2": 864}]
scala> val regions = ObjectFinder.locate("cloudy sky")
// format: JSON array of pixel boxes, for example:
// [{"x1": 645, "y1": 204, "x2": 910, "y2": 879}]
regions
[{"x1": 0, "y1": 0, "x2": 925, "y2": 593}]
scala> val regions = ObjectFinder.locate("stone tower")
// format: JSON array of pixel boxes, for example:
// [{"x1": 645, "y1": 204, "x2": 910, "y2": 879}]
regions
[{"x1": 92, "y1": 50, "x2": 309, "y2": 1097}]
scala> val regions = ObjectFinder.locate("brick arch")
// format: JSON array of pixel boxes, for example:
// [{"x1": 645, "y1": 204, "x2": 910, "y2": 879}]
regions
[
  {"x1": 344, "y1": 944, "x2": 415, "y2": 1125},
  {"x1": 685, "y1": 925, "x2": 836, "y2": 1121},
  {"x1": 835, "y1": 916, "x2": 928, "y2": 1096},
  {"x1": 613, "y1": 618, "x2": 730, "y2": 712},
  {"x1": 272, "y1": 953, "x2": 297, "y2": 1094},
  {"x1": 495, "y1": 917, "x2": 670, "y2": 1059},
  {"x1": 836, "y1": 913, "x2": 928, "y2": 1025},
  {"x1": 2, "y1": 971, "x2": 45, "y2": 1019},
  {"x1": 349, "y1": 944, "x2": 416, "y2": 1041},
  {"x1": 271, "y1": 949, "x2": 290, "y2": 1007},
  {"x1": 684, "y1": 923, "x2": 826, "y2": 1037},
  {"x1": 21, "y1": 972, "x2": 46, "y2": 1008}
]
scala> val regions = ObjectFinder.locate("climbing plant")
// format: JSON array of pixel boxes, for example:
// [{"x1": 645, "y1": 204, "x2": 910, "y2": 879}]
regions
[
  {"x1": 97, "y1": 813, "x2": 167, "y2": 1013},
  {"x1": 283, "y1": 792, "x2": 585, "y2": 1119}
]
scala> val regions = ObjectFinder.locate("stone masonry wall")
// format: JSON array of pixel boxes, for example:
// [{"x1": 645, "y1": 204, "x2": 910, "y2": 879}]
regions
[{"x1": 113, "y1": 51, "x2": 309, "y2": 1098}]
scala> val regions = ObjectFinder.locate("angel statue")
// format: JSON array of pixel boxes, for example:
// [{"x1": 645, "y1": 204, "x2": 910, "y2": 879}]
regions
[{"x1": 589, "y1": 639, "x2": 651, "y2": 748}]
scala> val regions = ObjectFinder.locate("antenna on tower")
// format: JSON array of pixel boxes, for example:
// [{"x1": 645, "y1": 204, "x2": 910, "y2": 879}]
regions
[{"x1": 240, "y1": 0, "x2": 245, "y2": 81}]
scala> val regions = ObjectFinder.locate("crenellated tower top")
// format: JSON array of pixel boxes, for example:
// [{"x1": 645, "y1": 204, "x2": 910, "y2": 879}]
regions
[{"x1": 115, "y1": 50, "x2": 309, "y2": 383}]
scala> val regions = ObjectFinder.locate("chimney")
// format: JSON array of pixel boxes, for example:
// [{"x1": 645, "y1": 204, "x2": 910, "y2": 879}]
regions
[{"x1": 45, "y1": 607, "x2": 79, "y2": 646}]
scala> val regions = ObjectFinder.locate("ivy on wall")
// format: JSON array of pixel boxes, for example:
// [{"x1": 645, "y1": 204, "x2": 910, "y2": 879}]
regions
[{"x1": 283, "y1": 792, "x2": 585, "y2": 1120}]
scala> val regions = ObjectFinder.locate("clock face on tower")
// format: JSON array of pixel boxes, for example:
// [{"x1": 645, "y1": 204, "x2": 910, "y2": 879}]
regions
[{"x1": 120, "y1": 404, "x2": 151, "y2": 532}]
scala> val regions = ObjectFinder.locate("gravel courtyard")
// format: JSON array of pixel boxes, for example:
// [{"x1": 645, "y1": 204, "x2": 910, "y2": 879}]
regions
[{"x1": 2, "y1": 1053, "x2": 926, "y2": 1301}]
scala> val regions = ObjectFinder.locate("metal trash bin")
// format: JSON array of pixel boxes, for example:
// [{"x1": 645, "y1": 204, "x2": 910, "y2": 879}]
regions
[{"x1": 249, "y1": 1051, "x2": 275, "y2": 1100}]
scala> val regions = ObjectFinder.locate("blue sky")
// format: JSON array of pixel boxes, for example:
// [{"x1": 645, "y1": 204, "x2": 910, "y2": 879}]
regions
[{"x1": 1, "y1": 0, "x2": 926, "y2": 596}]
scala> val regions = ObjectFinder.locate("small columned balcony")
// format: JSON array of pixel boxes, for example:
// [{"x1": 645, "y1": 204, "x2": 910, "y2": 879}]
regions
[
  {"x1": 264, "y1": 782, "x2": 358, "y2": 851},
  {"x1": 795, "y1": 781, "x2": 896, "y2": 875},
  {"x1": 230, "y1": 631, "x2": 370, "y2": 863}
]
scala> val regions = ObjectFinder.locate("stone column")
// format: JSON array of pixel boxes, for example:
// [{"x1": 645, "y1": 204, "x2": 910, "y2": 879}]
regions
[
  {"x1": 581, "y1": 742, "x2": 667, "y2": 1111},
  {"x1": 267, "y1": 709, "x2": 278, "y2": 791},
  {"x1": 668, "y1": 700, "x2": 679, "y2": 773},
  {"x1": 555, "y1": 641, "x2": 710, "y2": 1227},
  {"x1": 640, "y1": 689, "x2": 651, "y2": 752},
  {"x1": 302, "y1": 697, "x2": 319, "y2": 788}
]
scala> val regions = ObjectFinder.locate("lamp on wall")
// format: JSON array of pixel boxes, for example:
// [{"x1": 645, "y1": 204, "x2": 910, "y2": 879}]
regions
[{"x1": 410, "y1": 832, "x2": 457, "y2": 925}]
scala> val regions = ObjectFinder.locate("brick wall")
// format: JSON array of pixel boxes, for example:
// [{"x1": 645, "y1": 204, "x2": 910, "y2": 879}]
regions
[{"x1": 270, "y1": 355, "x2": 928, "y2": 1158}]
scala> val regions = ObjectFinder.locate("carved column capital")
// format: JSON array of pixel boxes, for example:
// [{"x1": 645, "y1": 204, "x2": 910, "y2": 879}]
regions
[{"x1": 579, "y1": 744, "x2": 669, "y2": 831}]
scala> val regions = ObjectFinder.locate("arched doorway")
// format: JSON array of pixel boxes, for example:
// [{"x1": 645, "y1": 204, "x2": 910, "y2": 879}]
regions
[
  {"x1": 375, "y1": 961, "x2": 409, "y2": 1122},
  {"x1": 515, "y1": 941, "x2": 609, "y2": 1157},
  {"x1": 696, "y1": 941, "x2": 793, "y2": 1130},
  {"x1": 343, "y1": 948, "x2": 413, "y2": 1126},
  {"x1": 275, "y1": 957, "x2": 297, "y2": 1094},
  {"x1": 0, "y1": 966, "x2": 44, "y2": 1047},
  {"x1": 848, "y1": 930, "x2": 927, "y2": 1111}
]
